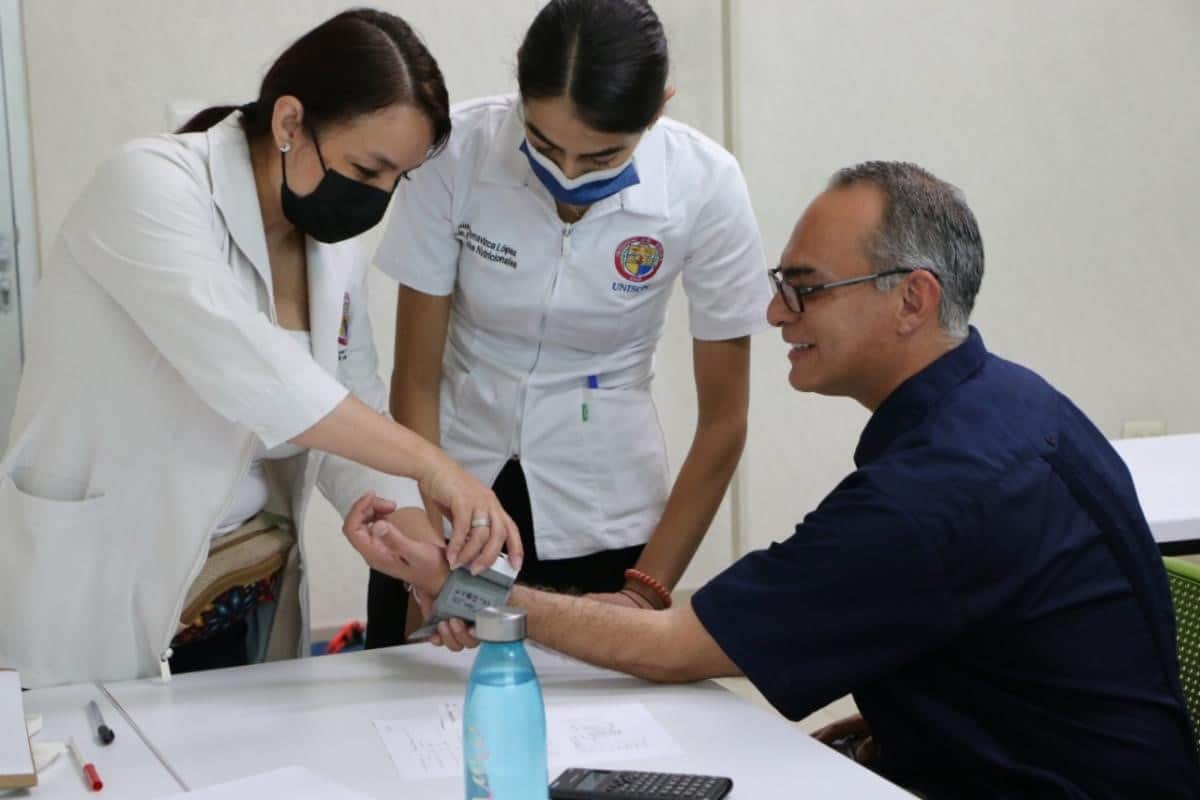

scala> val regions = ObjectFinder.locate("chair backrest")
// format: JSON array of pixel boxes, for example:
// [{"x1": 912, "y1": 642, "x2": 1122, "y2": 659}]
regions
[{"x1": 1164, "y1": 556, "x2": 1200, "y2": 754}]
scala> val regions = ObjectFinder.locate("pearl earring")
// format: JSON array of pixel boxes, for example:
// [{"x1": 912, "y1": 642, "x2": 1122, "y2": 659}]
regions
[{"x1": 279, "y1": 142, "x2": 292, "y2": 153}]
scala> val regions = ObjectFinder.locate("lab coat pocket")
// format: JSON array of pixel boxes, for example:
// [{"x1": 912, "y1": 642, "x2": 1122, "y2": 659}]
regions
[
  {"x1": 581, "y1": 386, "x2": 670, "y2": 541},
  {"x1": 0, "y1": 465, "x2": 126, "y2": 588},
  {"x1": 5, "y1": 466, "x2": 105, "y2": 503},
  {"x1": 0, "y1": 467, "x2": 118, "y2": 578},
  {"x1": 0, "y1": 466, "x2": 129, "y2": 684}
]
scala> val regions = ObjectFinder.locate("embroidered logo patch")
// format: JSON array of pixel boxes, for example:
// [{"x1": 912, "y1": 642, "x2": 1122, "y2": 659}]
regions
[
  {"x1": 613, "y1": 236, "x2": 664, "y2": 284},
  {"x1": 457, "y1": 222, "x2": 518, "y2": 269}
]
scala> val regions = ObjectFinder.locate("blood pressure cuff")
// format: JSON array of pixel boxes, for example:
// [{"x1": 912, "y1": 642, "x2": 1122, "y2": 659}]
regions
[{"x1": 408, "y1": 553, "x2": 518, "y2": 641}]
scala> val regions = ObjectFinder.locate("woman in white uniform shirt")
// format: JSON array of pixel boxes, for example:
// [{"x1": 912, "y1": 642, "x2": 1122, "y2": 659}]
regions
[
  {"x1": 0, "y1": 10, "x2": 517, "y2": 688},
  {"x1": 371, "y1": 0, "x2": 770, "y2": 644}
]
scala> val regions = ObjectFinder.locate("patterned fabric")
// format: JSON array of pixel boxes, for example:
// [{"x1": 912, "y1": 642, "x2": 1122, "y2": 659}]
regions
[
  {"x1": 172, "y1": 577, "x2": 276, "y2": 646},
  {"x1": 1164, "y1": 558, "x2": 1200, "y2": 755}
]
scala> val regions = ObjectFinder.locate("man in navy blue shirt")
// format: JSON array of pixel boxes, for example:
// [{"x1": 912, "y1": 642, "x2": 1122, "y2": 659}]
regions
[{"x1": 351, "y1": 161, "x2": 1199, "y2": 798}]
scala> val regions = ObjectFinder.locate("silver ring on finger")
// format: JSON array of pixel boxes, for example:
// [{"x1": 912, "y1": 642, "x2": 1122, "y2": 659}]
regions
[{"x1": 470, "y1": 514, "x2": 491, "y2": 529}]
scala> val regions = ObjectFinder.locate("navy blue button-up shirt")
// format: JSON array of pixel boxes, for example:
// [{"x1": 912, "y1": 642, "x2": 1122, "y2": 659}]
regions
[{"x1": 693, "y1": 328, "x2": 1198, "y2": 798}]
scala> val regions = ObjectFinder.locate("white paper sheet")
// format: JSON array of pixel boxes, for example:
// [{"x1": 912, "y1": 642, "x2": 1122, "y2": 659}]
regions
[
  {"x1": 153, "y1": 766, "x2": 372, "y2": 800},
  {"x1": 551, "y1": 703, "x2": 681, "y2": 762},
  {"x1": 374, "y1": 701, "x2": 682, "y2": 781},
  {"x1": 372, "y1": 703, "x2": 463, "y2": 779}
]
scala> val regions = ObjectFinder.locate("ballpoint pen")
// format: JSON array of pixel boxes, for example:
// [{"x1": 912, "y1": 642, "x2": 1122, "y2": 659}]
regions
[
  {"x1": 582, "y1": 374, "x2": 597, "y2": 422},
  {"x1": 87, "y1": 700, "x2": 115, "y2": 745}
]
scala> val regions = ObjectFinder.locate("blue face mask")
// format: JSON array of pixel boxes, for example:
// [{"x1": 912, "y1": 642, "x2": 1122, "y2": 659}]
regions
[{"x1": 519, "y1": 138, "x2": 640, "y2": 205}]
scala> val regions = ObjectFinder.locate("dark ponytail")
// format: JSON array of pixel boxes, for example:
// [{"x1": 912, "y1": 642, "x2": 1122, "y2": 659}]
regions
[
  {"x1": 517, "y1": 0, "x2": 668, "y2": 134},
  {"x1": 178, "y1": 9, "x2": 450, "y2": 155},
  {"x1": 177, "y1": 104, "x2": 248, "y2": 135}
]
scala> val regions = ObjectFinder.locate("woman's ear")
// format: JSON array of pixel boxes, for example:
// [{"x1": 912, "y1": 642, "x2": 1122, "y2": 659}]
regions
[
  {"x1": 649, "y1": 86, "x2": 677, "y2": 127},
  {"x1": 271, "y1": 95, "x2": 305, "y2": 150}
]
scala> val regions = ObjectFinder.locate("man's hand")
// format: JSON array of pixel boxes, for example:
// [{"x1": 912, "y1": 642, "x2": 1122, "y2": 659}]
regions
[
  {"x1": 812, "y1": 713, "x2": 876, "y2": 765},
  {"x1": 342, "y1": 493, "x2": 451, "y2": 597}
]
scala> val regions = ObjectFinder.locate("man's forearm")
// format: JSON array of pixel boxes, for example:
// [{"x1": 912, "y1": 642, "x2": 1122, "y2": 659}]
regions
[{"x1": 508, "y1": 586, "x2": 742, "y2": 683}]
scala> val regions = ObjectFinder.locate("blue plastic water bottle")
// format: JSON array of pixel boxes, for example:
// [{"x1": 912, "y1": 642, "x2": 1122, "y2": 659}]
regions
[{"x1": 464, "y1": 606, "x2": 548, "y2": 799}]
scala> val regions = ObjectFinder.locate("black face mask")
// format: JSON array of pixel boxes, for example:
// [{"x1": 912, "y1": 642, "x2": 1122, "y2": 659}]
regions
[{"x1": 280, "y1": 131, "x2": 392, "y2": 243}]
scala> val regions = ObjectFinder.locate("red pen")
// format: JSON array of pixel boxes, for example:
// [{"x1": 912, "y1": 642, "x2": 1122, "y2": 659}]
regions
[{"x1": 68, "y1": 737, "x2": 103, "y2": 791}]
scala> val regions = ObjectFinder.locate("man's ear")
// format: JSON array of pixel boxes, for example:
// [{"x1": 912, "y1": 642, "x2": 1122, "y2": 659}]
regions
[{"x1": 896, "y1": 270, "x2": 941, "y2": 336}]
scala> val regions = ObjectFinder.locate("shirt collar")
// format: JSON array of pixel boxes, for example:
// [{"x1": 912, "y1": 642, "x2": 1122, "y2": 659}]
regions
[
  {"x1": 854, "y1": 327, "x2": 989, "y2": 467},
  {"x1": 207, "y1": 111, "x2": 272, "y2": 289},
  {"x1": 479, "y1": 95, "x2": 670, "y2": 220}
]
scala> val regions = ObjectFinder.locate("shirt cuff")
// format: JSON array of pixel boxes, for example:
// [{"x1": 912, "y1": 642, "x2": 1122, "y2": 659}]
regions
[
  {"x1": 689, "y1": 310, "x2": 772, "y2": 342},
  {"x1": 253, "y1": 378, "x2": 349, "y2": 451},
  {"x1": 690, "y1": 581, "x2": 793, "y2": 718}
]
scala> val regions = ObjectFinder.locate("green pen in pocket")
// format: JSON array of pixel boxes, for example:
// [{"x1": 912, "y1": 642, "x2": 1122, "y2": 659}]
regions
[{"x1": 582, "y1": 374, "x2": 598, "y2": 421}]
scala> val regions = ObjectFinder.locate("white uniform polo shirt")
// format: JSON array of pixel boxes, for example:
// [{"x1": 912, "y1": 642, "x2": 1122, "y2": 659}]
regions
[{"x1": 377, "y1": 94, "x2": 770, "y2": 559}]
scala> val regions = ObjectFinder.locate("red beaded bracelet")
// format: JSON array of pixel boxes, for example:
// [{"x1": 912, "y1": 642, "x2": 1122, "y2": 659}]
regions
[{"x1": 624, "y1": 568, "x2": 672, "y2": 609}]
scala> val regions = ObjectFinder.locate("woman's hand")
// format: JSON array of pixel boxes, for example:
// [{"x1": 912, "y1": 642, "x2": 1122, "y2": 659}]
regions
[
  {"x1": 427, "y1": 618, "x2": 481, "y2": 652},
  {"x1": 417, "y1": 453, "x2": 523, "y2": 574},
  {"x1": 404, "y1": 574, "x2": 481, "y2": 652},
  {"x1": 292, "y1": 394, "x2": 521, "y2": 575},
  {"x1": 342, "y1": 493, "x2": 451, "y2": 597},
  {"x1": 342, "y1": 491, "x2": 397, "y2": 540},
  {"x1": 384, "y1": 505, "x2": 447, "y2": 547}
]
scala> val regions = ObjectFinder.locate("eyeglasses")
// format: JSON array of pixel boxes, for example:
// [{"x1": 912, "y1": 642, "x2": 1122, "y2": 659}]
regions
[{"x1": 768, "y1": 266, "x2": 941, "y2": 314}]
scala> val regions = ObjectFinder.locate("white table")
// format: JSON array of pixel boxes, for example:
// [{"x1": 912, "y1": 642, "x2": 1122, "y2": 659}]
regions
[
  {"x1": 1112, "y1": 433, "x2": 1200, "y2": 555},
  {"x1": 98, "y1": 645, "x2": 909, "y2": 799},
  {"x1": 12, "y1": 683, "x2": 181, "y2": 798}
]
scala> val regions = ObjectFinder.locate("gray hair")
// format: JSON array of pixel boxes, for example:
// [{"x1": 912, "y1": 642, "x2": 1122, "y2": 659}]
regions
[{"x1": 829, "y1": 161, "x2": 983, "y2": 340}]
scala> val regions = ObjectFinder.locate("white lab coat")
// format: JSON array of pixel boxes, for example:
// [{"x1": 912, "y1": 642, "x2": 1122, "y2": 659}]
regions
[
  {"x1": 377, "y1": 95, "x2": 771, "y2": 560},
  {"x1": 0, "y1": 112, "x2": 420, "y2": 689}
]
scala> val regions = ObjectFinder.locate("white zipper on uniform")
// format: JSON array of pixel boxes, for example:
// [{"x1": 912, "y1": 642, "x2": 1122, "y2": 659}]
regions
[{"x1": 507, "y1": 221, "x2": 573, "y2": 459}]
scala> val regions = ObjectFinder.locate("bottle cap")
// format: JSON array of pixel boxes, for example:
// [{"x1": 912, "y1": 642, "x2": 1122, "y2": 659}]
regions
[{"x1": 474, "y1": 606, "x2": 526, "y2": 642}]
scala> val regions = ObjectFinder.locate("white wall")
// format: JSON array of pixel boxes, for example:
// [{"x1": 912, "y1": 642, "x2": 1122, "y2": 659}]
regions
[
  {"x1": 19, "y1": 1, "x2": 1200, "y2": 633},
  {"x1": 20, "y1": 0, "x2": 727, "y2": 633},
  {"x1": 731, "y1": 0, "x2": 1200, "y2": 553}
]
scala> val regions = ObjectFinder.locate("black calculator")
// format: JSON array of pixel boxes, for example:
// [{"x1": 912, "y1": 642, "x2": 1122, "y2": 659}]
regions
[{"x1": 550, "y1": 767, "x2": 733, "y2": 799}]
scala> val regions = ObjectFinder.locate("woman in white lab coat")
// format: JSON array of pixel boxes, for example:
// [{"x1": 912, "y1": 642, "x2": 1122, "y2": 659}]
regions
[
  {"x1": 369, "y1": 0, "x2": 771, "y2": 644},
  {"x1": 0, "y1": 9, "x2": 517, "y2": 689}
]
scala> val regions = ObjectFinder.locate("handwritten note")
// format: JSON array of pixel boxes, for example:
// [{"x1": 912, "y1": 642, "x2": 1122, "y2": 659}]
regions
[
  {"x1": 552, "y1": 703, "x2": 680, "y2": 762},
  {"x1": 374, "y1": 702, "x2": 682, "y2": 782},
  {"x1": 372, "y1": 702, "x2": 462, "y2": 779}
]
